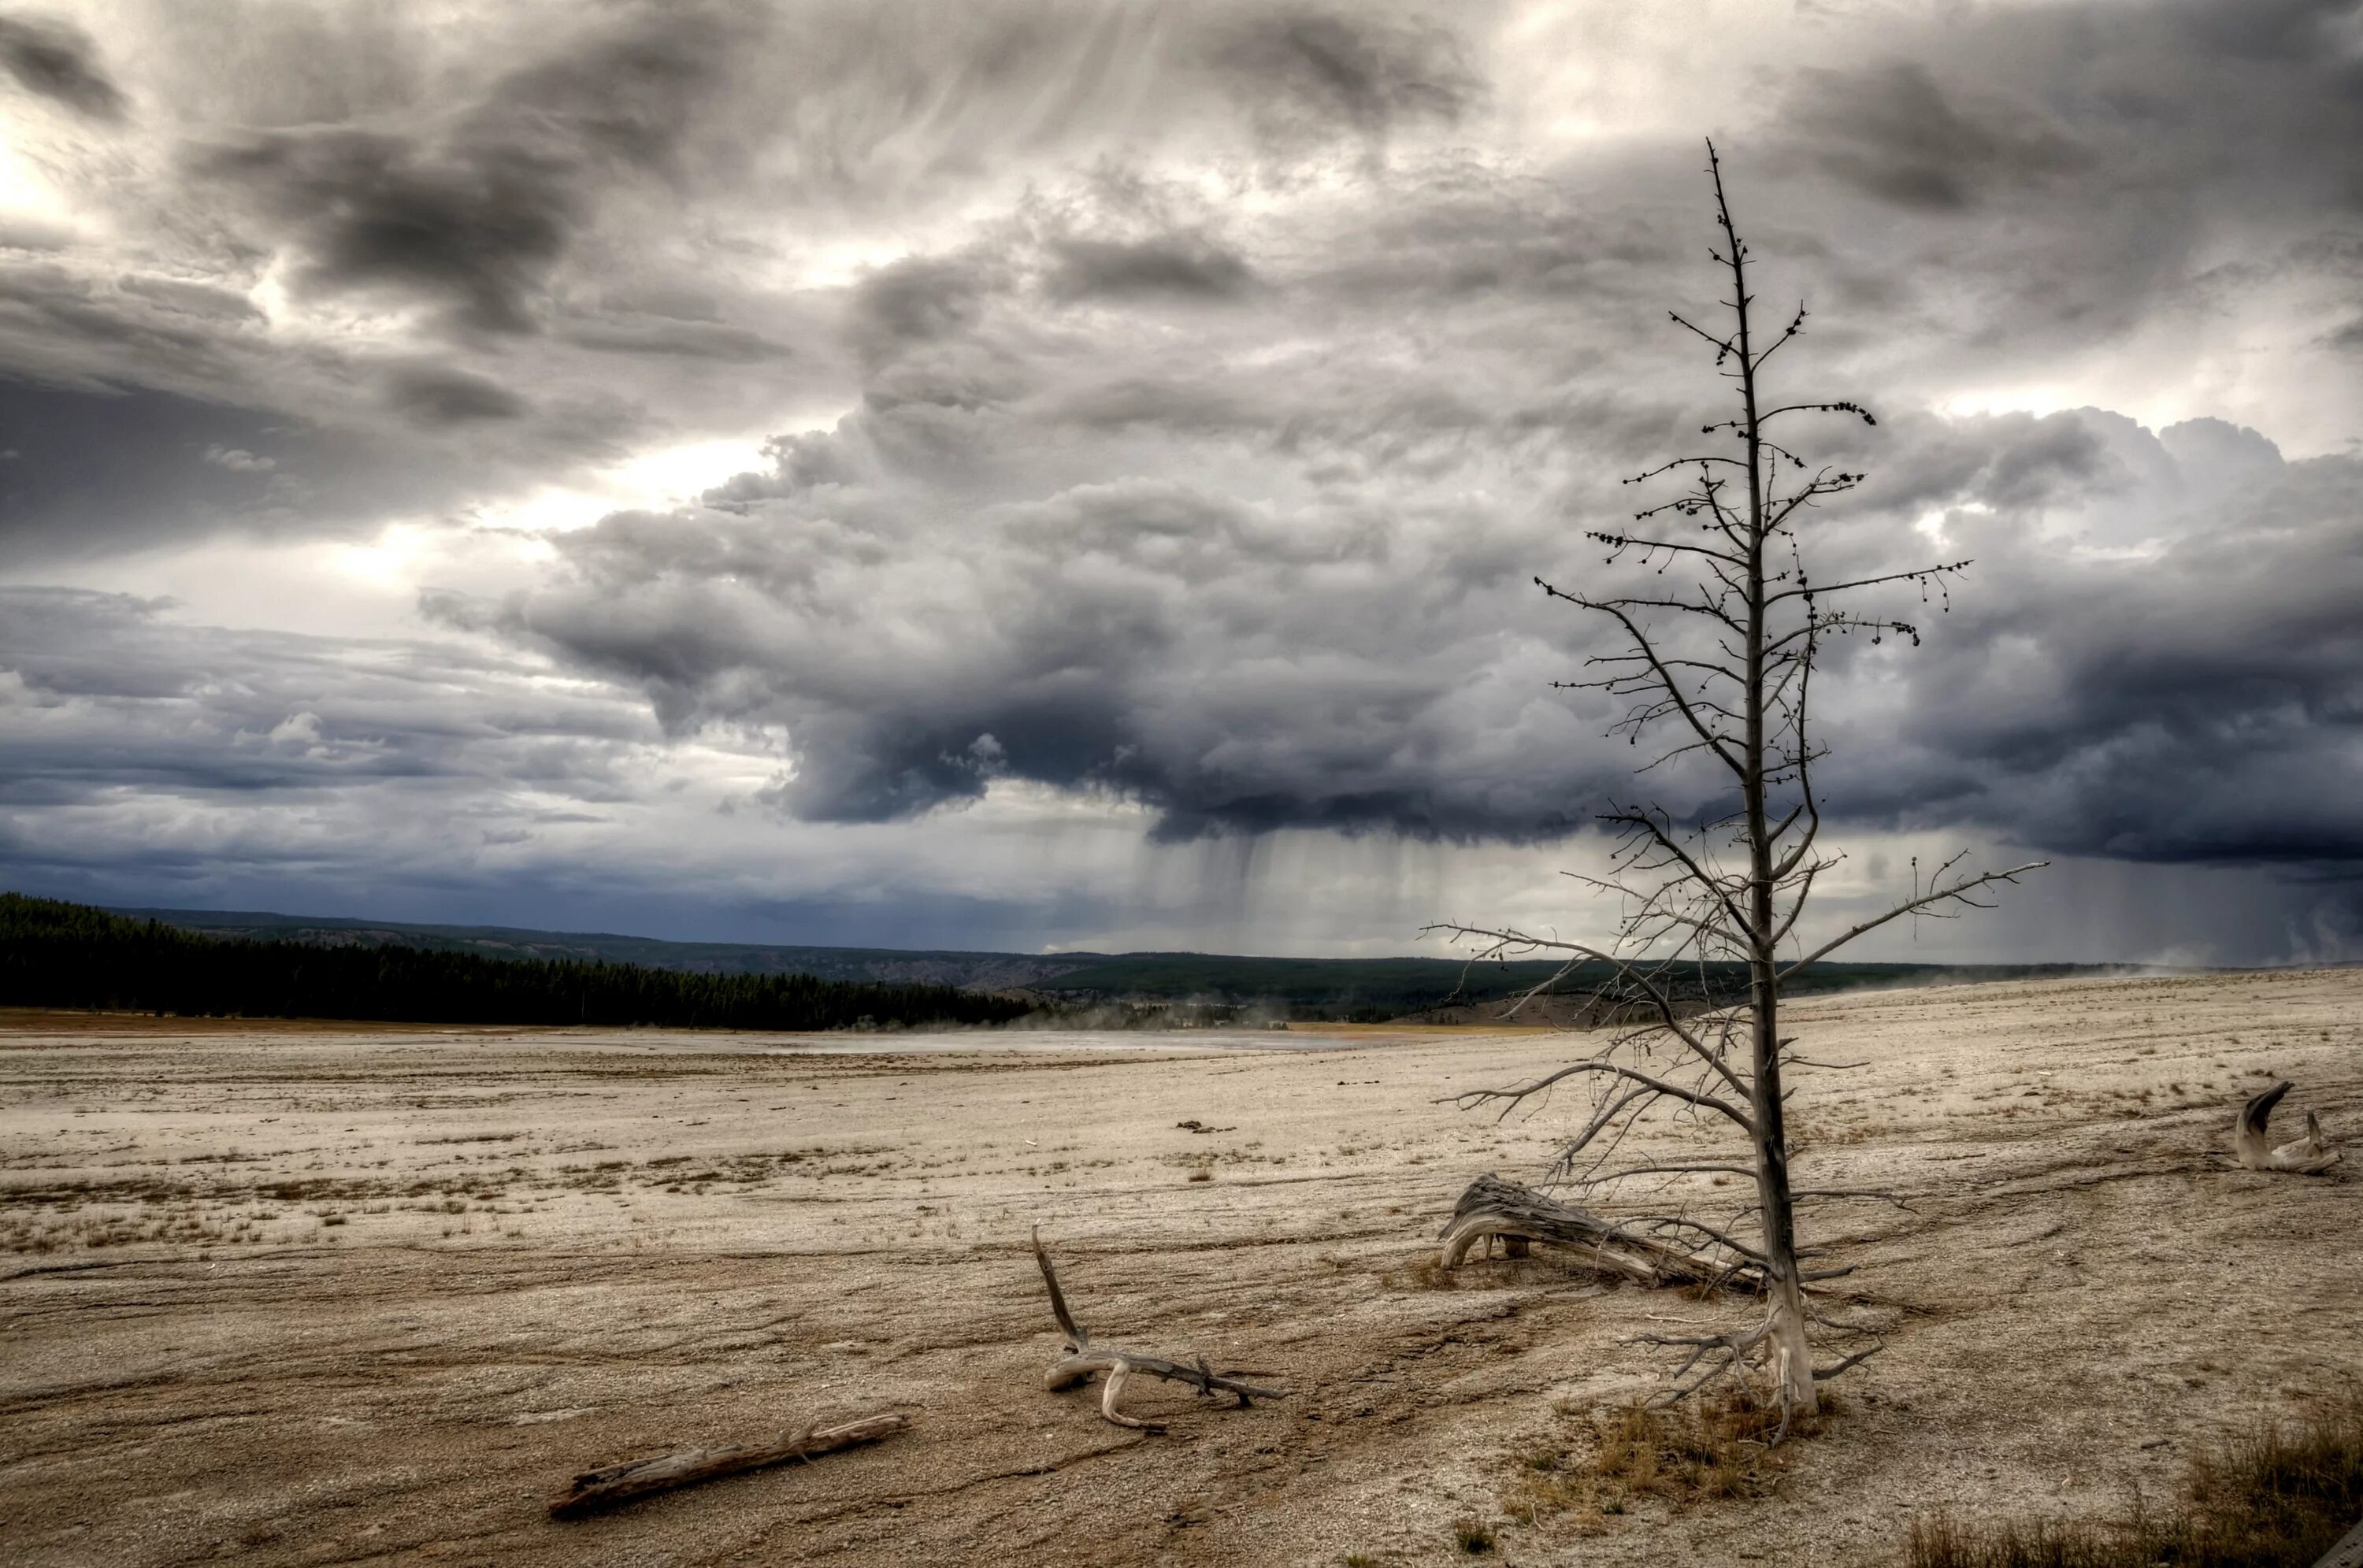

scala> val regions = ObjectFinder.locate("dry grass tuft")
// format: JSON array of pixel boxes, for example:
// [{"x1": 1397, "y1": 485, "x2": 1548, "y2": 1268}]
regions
[
  {"x1": 1906, "y1": 1392, "x2": 2363, "y2": 1568},
  {"x1": 1505, "y1": 1387, "x2": 1823, "y2": 1529}
]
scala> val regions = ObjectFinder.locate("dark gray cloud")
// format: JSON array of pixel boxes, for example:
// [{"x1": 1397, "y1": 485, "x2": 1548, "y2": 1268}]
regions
[
  {"x1": 201, "y1": 130, "x2": 577, "y2": 336},
  {"x1": 195, "y1": 7, "x2": 737, "y2": 337},
  {"x1": 0, "y1": 12, "x2": 124, "y2": 120},
  {"x1": 0, "y1": 586, "x2": 657, "y2": 802},
  {"x1": 394, "y1": 0, "x2": 2363, "y2": 880},
  {"x1": 1048, "y1": 233, "x2": 1256, "y2": 301},
  {"x1": 0, "y1": 584, "x2": 1252, "y2": 958},
  {"x1": 2174, "y1": 0, "x2": 2363, "y2": 62},
  {"x1": 419, "y1": 176, "x2": 1745, "y2": 842},
  {"x1": 0, "y1": 374, "x2": 600, "y2": 559},
  {"x1": 0, "y1": 585, "x2": 723, "y2": 917},
  {"x1": 0, "y1": 379, "x2": 335, "y2": 557},
  {"x1": 850, "y1": 254, "x2": 1002, "y2": 361},
  {"x1": 0, "y1": 7, "x2": 788, "y2": 560},
  {"x1": 1753, "y1": 2, "x2": 2363, "y2": 398},
  {"x1": 1782, "y1": 61, "x2": 2087, "y2": 212},
  {"x1": 384, "y1": 366, "x2": 531, "y2": 426},
  {"x1": 453, "y1": 391, "x2": 2363, "y2": 883},
  {"x1": 1209, "y1": 7, "x2": 1479, "y2": 147},
  {"x1": 1823, "y1": 413, "x2": 2363, "y2": 868},
  {"x1": 432, "y1": 452, "x2": 1597, "y2": 840},
  {"x1": 559, "y1": 313, "x2": 789, "y2": 362}
]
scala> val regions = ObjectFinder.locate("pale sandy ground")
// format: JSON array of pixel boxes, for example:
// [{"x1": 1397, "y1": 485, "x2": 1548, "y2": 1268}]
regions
[{"x1": 2, "y1": 969, "x2": 2359, "y2": 1568}]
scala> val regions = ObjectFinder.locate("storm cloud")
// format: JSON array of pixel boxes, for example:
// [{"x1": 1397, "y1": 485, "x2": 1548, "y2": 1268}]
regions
[
  {"x1": 5, "y1": 0, "x2": 2363, "y2": 961},
  {"x1": 0, "y1": 12, "x2": 124, "y2": 121},
  {"x1": 453, "y1": 393, "x2": 2363, "y2": 877},
  {"x1": 195, "y1": 6, "x2": 738, "y2": 337}
]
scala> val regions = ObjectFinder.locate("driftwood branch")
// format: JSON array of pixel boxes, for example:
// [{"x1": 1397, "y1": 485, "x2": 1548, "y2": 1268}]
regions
[
  {"x1": 547, "y1": 1412, "x2": 908, "y2": 1518},
  {"x1": 1031, "y1": 1229, "x2": 1288, "y2": 1433},
  {"x1": 1437, "y1": 1173, "x2": 1765, "y2": 1292},
  {"x1": 2232, "y1": 1081, "x2": 2340, "y2": 1174}
]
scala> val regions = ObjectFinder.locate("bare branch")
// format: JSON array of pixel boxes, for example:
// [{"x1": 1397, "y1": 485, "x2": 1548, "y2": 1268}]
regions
[
  {"x1": 1767, "y1": 561, "x2": 1971, "y2": 607},
  {"x1": 1420, "y1": 921, "x2": 1746, "y2": 1095},
  {"x1": 1439, "y1": 1056, "x2": 1756, "y2": 1135},
  {"x1": 1779, "y1": 862, "x2": 2050, "y2": 980}
]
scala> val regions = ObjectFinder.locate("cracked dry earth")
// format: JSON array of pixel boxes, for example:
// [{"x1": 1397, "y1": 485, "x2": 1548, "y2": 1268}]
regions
[{"x1": 3, "y1": 969, "x2": 2360, "y2": 1568}]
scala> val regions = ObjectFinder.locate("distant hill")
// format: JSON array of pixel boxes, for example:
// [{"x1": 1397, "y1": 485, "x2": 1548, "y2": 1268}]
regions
[
  {"x1": 11, "y1": 895, "x2": 1024, "y2": 1031},
  {"x1": 113, "y1": 906, "x2": 1089, "y2": 989},
  {"x1": 111, "y1": 903, "x2": 2140, "y2": 1023}
]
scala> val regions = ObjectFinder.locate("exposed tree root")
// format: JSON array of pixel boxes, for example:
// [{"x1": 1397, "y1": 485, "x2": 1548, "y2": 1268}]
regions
[
  {"x1": 1030, "y1": 1228, "x2": 1289, "y2": 1434},
  {"x1": 2233, "y1": 1082, "x2": 2340, "y2": 1174},
  {"x1": 1639, "y1": 1298, "x2": 1884, "y2": 1444}
]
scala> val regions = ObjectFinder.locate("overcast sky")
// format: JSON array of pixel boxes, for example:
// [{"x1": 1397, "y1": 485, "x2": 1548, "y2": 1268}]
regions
[{"x1": 3, "y1": 0, "x2": 2360, "y2": 964}]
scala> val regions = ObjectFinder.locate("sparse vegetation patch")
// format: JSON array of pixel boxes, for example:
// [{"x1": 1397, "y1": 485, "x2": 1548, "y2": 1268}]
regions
[
  {"x1": 1505, "y1": 1389, "x2": 1822, "y2": 1531},
  {"x1": 1905, "y1": 1393, "x2": 2363, "y2": 1568}
]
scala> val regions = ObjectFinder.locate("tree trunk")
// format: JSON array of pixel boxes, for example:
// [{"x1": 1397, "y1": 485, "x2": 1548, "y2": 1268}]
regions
[
  {"x1": 1731, "y1": 194, "x2": 1818, "y2": 1423},
  {"x1": 1749, "y1": 950, "x2": 1812, "y2": 1415},
  {"x1": 1751, "y1": 971, "x2": 1814, "y2": 1415}
]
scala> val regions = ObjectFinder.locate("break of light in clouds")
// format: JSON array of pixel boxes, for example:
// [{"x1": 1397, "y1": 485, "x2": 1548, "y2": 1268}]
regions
[{"x1": 2, "y1": 0, "x2": 2361, "y2": 964}]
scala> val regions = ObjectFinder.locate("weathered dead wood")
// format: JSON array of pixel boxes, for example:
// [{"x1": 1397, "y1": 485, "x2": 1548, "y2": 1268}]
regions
[
  {"x1": 1031, "y1": 1229, "x2": 1288, "y2": 1433},
  {"x1": 2233, "y1": 1081, "x2": 2340, "y2": 1174},
  {"x1": 1438, "y1": 1173, "x2": 1766, "y2": 1292},
  {"x1": 547, "y1": 1411, "x2": 908, "y2": 1518},
  {"x1": 1441, "y1": 1174, "x2": 1879, "y2": 1423}
]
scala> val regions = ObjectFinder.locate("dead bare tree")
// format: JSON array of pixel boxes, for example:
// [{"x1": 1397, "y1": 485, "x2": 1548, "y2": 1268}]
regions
[{"x1": 1426, "y1": 142, "x2": 2043, "y2": 1429}]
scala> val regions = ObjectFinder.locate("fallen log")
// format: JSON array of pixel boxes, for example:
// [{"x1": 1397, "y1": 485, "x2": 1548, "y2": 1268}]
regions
[
  {"x1": 1437, "y1": 1173, "x2": 1766, "y2": 1292},
  {"x1": 2233, "y1": 1081, "x2": 2340, "y2": 1174},
  {"x1": 547, "y1": 1411, "x2": 908, "y2": 1518},
  {"x1": 1032, "y1": 1228, "x2": 1288, "y2": 1433}
]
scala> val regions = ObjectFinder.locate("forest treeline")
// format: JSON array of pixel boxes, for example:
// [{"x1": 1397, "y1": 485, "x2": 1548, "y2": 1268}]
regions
[{"x1": 0, "y1": 894, "x2": 1030, "y2": 1031}]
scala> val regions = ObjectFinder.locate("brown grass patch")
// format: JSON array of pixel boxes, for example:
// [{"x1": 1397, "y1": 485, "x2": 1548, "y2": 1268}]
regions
[
  {"x1": 1505, "y1": 1387, "x2": 1822, "y2": 1529},
  {"x1": 1905, "y1": 1391, "x2": 2363, "y2": 1568}
]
